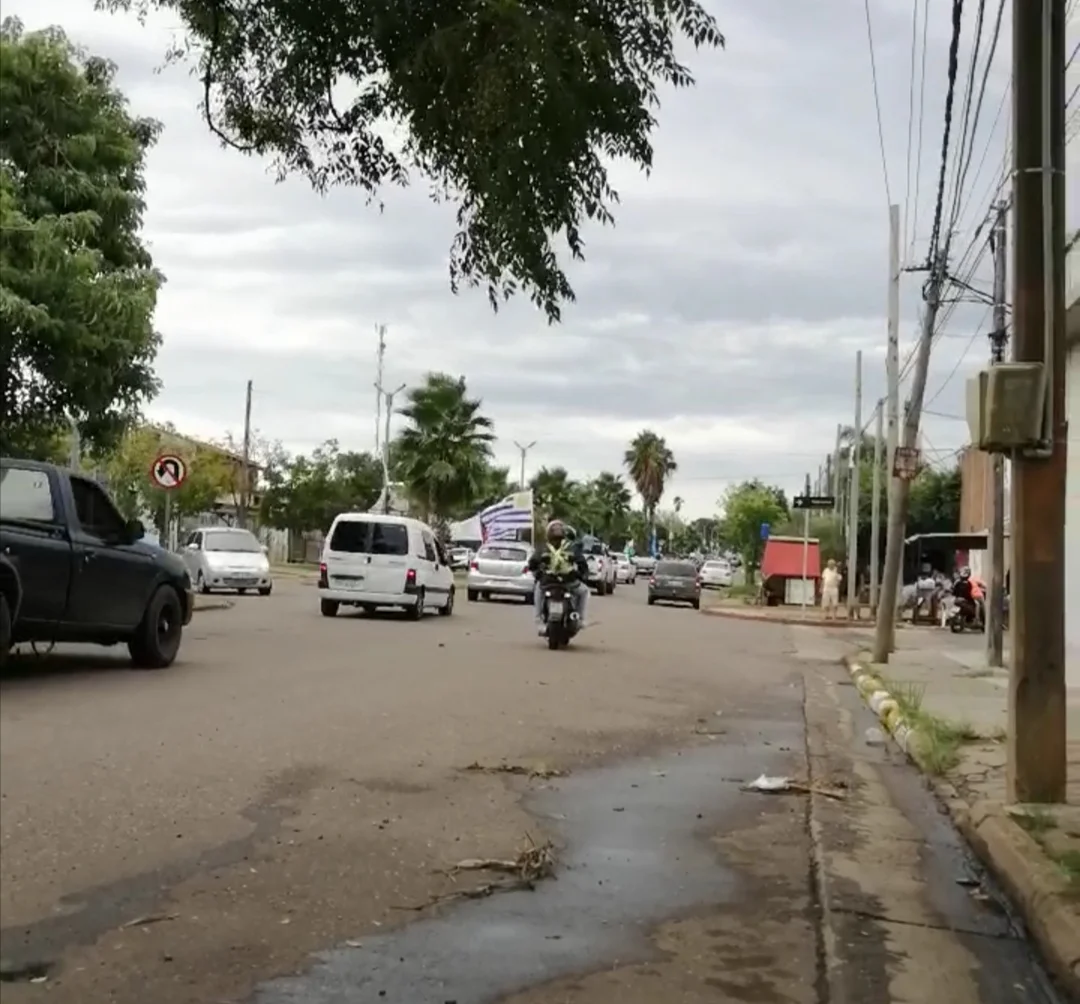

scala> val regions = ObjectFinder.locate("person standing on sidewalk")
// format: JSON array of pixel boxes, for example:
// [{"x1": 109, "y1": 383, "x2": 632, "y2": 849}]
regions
[{"x1": 821, "y1": 559, "x2": 841, "y2": 620}]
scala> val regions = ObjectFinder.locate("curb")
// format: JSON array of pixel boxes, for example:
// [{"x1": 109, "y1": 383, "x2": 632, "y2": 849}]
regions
[
  {"x1": 702, "y1": 607, "x2": 869, "y2": 628},
  {"x1": 844, "y1": 654, "x2": 1080, "y2": 998}
]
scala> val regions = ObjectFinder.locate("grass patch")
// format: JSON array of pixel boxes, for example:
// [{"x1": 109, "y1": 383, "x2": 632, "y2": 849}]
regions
[
  {"x1": 722, "y1": 583, "x2": 759, "y2": 602},
  {"x1": 1012, "y1": 806, "x2": 1058, "y2": 836},
  {"x1": 1053, "y1": 849, "x2": 1080, "y2": 887},
  {"x1": 882, "y1": 678, "x2": 981, "y2": 775}
]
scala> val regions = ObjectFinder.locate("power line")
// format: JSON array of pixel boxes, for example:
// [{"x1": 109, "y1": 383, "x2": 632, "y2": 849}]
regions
[
  {"x1": 863, "y1": 0, "x2": 893, "y2": 206},
  {"x1": 925, "y1": 0, "x2": 967, "y2": 266}
]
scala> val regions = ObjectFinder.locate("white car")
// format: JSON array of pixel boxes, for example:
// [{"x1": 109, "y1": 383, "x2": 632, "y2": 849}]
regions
[
  {"x1": 183, "y1": 526, "x2": 273, "y2": 595},
  {"x1": 699, "y1": 559, "x2": 734, "y2": 589},
  {"x1": 318, "y1": 513, "x2": 455, "y2": 618},
  {"x1": 580, "y1": 536, "x2": 617, "y2": 595},
  {"x1": 614, "y1": 554, "x2": 637, "y2": 584}
]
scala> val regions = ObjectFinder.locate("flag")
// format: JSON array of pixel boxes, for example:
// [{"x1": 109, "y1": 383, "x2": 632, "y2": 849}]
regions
[{"x1": 479, "y1": 490, "x2": 534, "y2": 542}]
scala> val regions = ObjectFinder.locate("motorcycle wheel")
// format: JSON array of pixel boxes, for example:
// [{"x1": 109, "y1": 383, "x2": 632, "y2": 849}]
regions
[{"x1": 949, "y1": 617, "x2": 964, "y2": 634}]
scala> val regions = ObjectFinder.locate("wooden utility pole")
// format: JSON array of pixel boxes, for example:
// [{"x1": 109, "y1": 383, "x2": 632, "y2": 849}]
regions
[
  {"x1": 869, "y1": 399, "x2": 884, "y2": 617},
  {"x1": 238, "y1": 379, "x2": 253, "y2": 529},
  {"x1": 846, "y1": 351, "x2": 862, "y2": 618},
  {"x1": 1007, "y1": 0, "x2": 1066, "y2": 804},
  {"x1": 987, "y1": 201, "x2": 1009, "y2": 669},
  {"x1": 873, "y1": 267, "x2": 943, "y2": 663}
]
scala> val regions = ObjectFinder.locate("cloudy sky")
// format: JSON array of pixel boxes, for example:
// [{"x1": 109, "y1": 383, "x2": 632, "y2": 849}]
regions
[{"x1": 13, "y1": 1, "x2": 1080, "y2": 518}]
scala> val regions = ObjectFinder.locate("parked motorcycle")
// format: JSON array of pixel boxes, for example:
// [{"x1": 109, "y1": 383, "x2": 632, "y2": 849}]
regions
[{"x1": 540, "y1": 576, "x2": 580, "y2": 650}]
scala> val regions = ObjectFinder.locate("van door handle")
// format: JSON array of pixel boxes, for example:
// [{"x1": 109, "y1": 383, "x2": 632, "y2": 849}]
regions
[{"x1": 83, "y1": 552, "x2": 96, "y2": 563}]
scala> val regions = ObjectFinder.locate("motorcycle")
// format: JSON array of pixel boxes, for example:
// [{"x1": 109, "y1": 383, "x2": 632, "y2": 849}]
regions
[
  {"x1": 541, "y1": 575, "x2": 581, "y2": 650},
  {"x1": 947, "y1": 595, "x2": 985, "y2": 633}
]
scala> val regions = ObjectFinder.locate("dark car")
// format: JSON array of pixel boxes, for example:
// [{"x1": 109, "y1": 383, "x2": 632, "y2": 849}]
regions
[
  {"x1": 647, "y1": 559, "x2": 702, "y2": 609},
  {"x1": 0, "y1": 459, "x2": 195, "y2": 669}
]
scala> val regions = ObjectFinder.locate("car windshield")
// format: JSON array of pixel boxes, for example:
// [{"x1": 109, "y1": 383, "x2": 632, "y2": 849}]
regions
[
  {"x1": 478, "y1": 546, "x2": 527, "y2": 561},
  {"x1": 656, "y1": 561, "x2": 697, "y2": 577},
  {"x1": 204, "y1": 530, "x2": 261, "y2": 553}
]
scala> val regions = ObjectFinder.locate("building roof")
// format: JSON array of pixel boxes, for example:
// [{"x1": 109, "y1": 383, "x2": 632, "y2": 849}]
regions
[{"x1": 762, "y1": 537, "x2": 821, "y2": 579}]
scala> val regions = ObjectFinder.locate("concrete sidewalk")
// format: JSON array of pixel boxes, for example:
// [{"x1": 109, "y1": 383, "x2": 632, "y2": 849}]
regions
[{"x1": 845, "y1": 629, "x2": 1080, "y2": 997}]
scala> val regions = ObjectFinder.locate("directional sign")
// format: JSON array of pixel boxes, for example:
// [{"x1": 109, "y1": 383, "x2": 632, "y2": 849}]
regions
[
  {"x1": 793, "y1": 495, "x2": 836, "y2": 511},
  {"x1": 760, "y1": 522, "x2": 771, "y2": 540},
  {"x1": 150, "y1": 453, "x2": 187, "y2": 490}
]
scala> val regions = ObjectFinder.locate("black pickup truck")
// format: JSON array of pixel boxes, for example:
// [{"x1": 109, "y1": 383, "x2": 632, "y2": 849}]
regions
[{"x1": 0, "y1": 458, "x2": 194, "y2": 669}]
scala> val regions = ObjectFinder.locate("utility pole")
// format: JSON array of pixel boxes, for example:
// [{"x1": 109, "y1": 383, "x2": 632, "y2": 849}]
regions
[
  {"x1": 374, "y1": 324, "x2": 387, "y2": 455},
  {"x1": 513, "y1": 440, "x2": 536, "y2": 490},
  {"x1": 379, "y1": 383, "x2": 406, "y2": 514},
  {"x1": 986, "y1": 201, "x2": 1009, "y2": 669},
  {"x1": 869, "y1": 399, "x2": 884, "y2": 617},
  {"x1": 873, "y1": 263, "x2": 944, "y2": 662},
  {"x1": 831, "y1": 424, "x2": 843, "y2": 517},
  {"x1": 68, "y1": 415, "x2": 81, "y2": 472},
  {"x1": 886, "y1": 205, "x2": 901, "y2": 502},
  {"x1": 846, "y1": 351, "x2": 862, "y2": 619},
  {"x1": 1007, "y1": 0, "x2": 1066, "y2": 804},
  {"x1": 238, "y1": 379, "x2": 253, "y2": 529}
]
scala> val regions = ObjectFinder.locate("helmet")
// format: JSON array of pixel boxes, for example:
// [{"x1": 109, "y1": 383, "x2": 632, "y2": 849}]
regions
[
  {"x1": 959, "y1": 566, "x2": 971, "y2": 579},
  {"x1": 546, "y1": 519, "x2": 567, "y2": 544}
]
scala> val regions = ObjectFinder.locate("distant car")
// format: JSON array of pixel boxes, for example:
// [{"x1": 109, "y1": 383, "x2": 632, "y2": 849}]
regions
[
  {"x1": 614, "y1": 554, "x2": 637, "y2": 584},
  {"x1": 699, "y1": 559, "x2": 733, "y2": 589},
  {"x1": 467, "y1": 542, "x2": 535, "y2": 603},
  {"x1": 647, "y1": 559, "x2": 702, "y2": 609},
  {"x1": 580, "y1": 536, "x2": 617, "y2": 595},
  {"x1": 183, "y1": 527, "x2": 273, "y2": 595},
  {"x1": 633, "y1": 554, "x2": 657, "y2": 576},
  {"x1": 449, "y1": 546, "x2": 473, "y2": 570}
]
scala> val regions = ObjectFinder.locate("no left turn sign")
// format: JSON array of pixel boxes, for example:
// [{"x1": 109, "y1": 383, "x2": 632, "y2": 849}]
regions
[{"x1": 151, "y1": 453, "x2": 188, "y2": 490}]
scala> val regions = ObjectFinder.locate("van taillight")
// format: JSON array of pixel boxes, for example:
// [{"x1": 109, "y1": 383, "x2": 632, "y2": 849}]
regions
[
  {"x1": 406, "y1": 568, "x2": 417, "y2": 585},
  {"x1": 470, "y1": 560, "x2": 478, "y2": 570},
  {"x1": 318, "y1": 562, "x2": 328, "y2": 588}
]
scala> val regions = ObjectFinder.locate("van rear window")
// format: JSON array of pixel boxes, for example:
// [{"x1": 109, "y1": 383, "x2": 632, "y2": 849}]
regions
[{"x1": 328, "y1": 520, "x2": 409, "y2": 556}]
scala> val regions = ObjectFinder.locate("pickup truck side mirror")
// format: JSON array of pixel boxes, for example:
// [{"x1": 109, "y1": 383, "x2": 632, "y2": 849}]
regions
[
  {"x1": 186, "y1": 542, "x2": 199, "y2": 551},
  {"x1": 125, "y1": 519, "x2": 145, "y2": 542}
]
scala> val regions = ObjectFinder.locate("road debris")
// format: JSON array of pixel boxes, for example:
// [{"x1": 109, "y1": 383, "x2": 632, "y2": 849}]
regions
[
  {"x1": 121, "y1": 913, "x2": 178, "y2": 929},
  {"x1": 461, "y1": 761, "x2": 568, "y2": 779},
  {"x1": 741, "y1": 774, "x2": 847, "y2": 800},
  {"x1": 400, "y1": 834, "x2": 556, "y2": 912}
]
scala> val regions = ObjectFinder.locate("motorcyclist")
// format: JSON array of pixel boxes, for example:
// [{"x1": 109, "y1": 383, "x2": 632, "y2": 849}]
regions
[
  {"x1": 528, "y1": 520, "x2": 590, "y2": 635},
  {"x1": 951, "y1": 567, "x2": 983, "y2": 627}
]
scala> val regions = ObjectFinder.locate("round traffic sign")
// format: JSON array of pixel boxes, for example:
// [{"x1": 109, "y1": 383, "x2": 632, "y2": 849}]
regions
[{"x1": 150, "y1": 453, "x2": 188, "y2": 490}]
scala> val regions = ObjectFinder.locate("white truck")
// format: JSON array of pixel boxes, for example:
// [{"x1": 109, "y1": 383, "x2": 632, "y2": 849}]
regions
[{"x1": 580, "y1": 536, "x2": 617, "y2": 595}]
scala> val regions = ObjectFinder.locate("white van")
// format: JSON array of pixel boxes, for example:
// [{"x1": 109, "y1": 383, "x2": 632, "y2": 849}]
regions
[{"x1": 318, "y1": 513, "x2": 455, "y2": 619}]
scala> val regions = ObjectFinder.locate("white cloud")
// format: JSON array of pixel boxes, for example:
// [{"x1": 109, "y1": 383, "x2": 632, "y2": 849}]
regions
[{"x1": 11, "y1": 0, "x2": 1075, "y2": 519}]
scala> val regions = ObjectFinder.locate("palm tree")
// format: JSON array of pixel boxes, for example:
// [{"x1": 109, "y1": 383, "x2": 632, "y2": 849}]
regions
[
  {"x1": 624, "y1": 429, "x2": 677, "y2": 542},
  {"x1": 393, "y1": 373, "x2": 495, "y2": 524},
  {"x1": 529, "y1": 466, "x2": 578, "y2": 522}
]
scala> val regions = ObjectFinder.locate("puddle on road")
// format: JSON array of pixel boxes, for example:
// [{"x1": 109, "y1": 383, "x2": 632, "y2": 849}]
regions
[{"x1": 252, "y1": 729, "x2": 802, "y2": 1004}]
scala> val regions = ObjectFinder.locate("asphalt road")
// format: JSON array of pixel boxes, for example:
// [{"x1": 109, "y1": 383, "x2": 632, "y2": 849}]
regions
[{"x1": 0, "y1": 578, "x2": 1060, "y2": 1004}]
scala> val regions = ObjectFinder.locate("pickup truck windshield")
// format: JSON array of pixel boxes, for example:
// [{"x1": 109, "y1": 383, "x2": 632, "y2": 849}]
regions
[{"x1": 204, "y1": 531, "x2": 261, "y2": 553}]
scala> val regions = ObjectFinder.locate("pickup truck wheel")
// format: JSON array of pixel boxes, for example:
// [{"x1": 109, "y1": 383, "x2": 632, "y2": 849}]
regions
[
  {"x1": 196, "y1": 572, "x2": 210, "y2": 595},
  {"x1": 0, "y1": 594, "x2": 11, "y2": 669},
  {"x1": 128, "y1": 586, "x2": 183, "y2": 670},
  {"x1": 320, "y1": 599, "x2": 339, "y2": 617}
]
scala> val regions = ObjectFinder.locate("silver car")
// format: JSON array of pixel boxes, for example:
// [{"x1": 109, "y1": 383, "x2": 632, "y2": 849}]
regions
[
  {"x1": 467, "y1": 542, "x2": 534, "y2": 603},
  {"x1": 182, "y1": 527, "x2": 273, "y2": 595}
]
